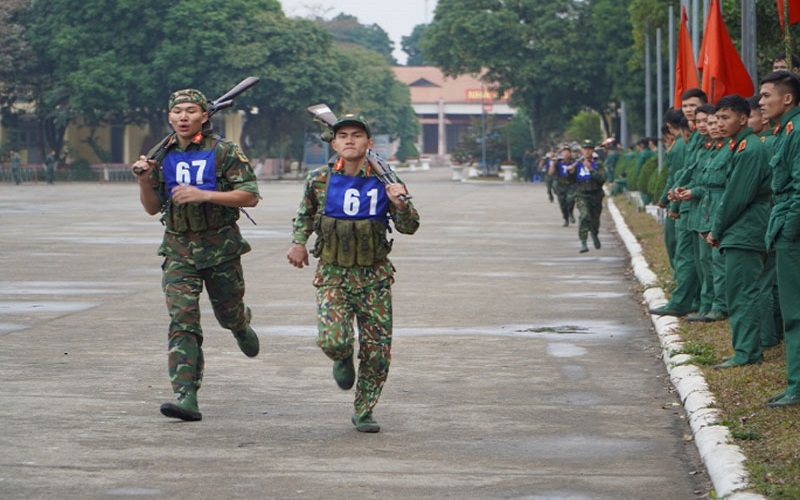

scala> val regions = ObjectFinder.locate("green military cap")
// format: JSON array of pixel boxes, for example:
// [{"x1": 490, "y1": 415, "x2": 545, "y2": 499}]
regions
[
  {"x1": 168, "y1": 89, "x2": 208, "y2": 111},
  {"x1": 581, "y1": 139, "x2": 595, "y2": 149},
  {"x1": 332, "y1": 114, "x2": 371, "y2": 137}
]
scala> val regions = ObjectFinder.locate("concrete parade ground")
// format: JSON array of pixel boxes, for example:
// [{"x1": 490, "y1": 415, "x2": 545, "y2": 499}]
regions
[{"x1": 0, "y1": 168, "x2": 710, "y2": 499}]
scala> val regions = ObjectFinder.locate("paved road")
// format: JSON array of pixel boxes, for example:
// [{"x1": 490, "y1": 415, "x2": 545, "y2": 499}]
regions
[{"x1": 0, "y1": 169, "x2": 708, "y2": 499}]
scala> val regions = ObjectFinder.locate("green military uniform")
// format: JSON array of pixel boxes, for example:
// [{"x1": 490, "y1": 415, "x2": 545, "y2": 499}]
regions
[
  {"x1": 144, "y1": 123, "x2": 260, "y2": 420},
  {"x1": 711, "y1": 127, "x2": 771, "y2": 368},
  {"x1": 697, "y1": 140, "x2": 731, "y2": 320},
  {"x1": 765, "y1": 106, "x2": 800, "y2": 406},
  {"x1": 291, "y1": 158, "x2": 420, "y2": 427},
  {"x1": 45, "y1": 152, "x2": 56, "y2": 184},
  {"x1": 653, "y1": 131, "x2": 703, "y2": 315},
  {"x1": 10, "y1": 151, "x2": 21, "y2": 185},
  {"x1": 635, "y1": 146, "x2": 655, "y2": 176},
  {"x1": 552, "y1": 156, "x2": 577, "y2": 226},
  {"x1": 683, "y1": 139, "x2": 716, "y2": 319},
  {"x1": 759, "y1": 128, "x2": 783, "y2": 344},
  {"x1": 659, "y1": 136, "x2": 687, "y2": 269},
  {"x1": 604, "y1": 147, "x2": 621, "y2": 186},
  {"x1": 574, "y1": 145, "x2": 606, "y2": 252}
]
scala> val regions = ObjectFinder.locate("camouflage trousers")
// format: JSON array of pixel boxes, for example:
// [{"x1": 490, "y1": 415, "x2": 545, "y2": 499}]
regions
[
  {"x1": 316, "y1": 279, "x2": 393, "y2": 418},
  {"x1": 162, "y1": 256, "x2": 250, "y2": 394},
  {"x1": 576, "y1": 191, "x2": 604, "y2": 242},
  {"x1": 553, "y1": 183, "x2": 575, "y2": 221}
]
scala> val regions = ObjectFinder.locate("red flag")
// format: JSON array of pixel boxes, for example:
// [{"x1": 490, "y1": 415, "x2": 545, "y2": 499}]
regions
[
  {"x1": 674, "y1": 6, "x2": 699, "y2": 108},
  {"x1": 777, "y1": 0, "x2": 800, "y2": 29},
  {"x1": 698, "y1": 0, "x2": 754, "y2": 104}
]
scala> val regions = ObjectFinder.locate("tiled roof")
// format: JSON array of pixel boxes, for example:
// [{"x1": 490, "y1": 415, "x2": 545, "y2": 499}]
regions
[{"x1": 393, "y1": 66, "x2": 510, "y2": 105}]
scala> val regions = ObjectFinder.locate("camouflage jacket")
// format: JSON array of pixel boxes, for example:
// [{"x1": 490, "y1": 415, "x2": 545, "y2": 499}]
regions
[
  {"x1": 144, "y1": 132, "x2": 260, "y2": 269},
  {"x1": 291, "y1": 160, "x2": 420, "y2": 287}
]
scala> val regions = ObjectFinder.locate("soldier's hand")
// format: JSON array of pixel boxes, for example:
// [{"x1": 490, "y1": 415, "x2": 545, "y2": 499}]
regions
[
  {"x1": 287, "y1": 243, "x2": 309, "y2": 269},
  {"x1": 385, "y1": 183, "x2": 409, "y2": 209},
  {"x1": 132, "y1": 155, "x2": 155, "y2": 178},
  {"x1": 171, "y1": 185, "x2": 210, "y2": 204}
]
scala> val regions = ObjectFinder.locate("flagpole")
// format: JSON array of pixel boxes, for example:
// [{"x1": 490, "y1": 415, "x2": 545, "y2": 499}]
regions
[{"x1": 786, "y1": 0, "x2": 792, "y2": 66}]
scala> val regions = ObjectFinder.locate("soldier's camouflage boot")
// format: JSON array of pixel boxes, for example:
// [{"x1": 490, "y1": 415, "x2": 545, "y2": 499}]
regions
[
  {"x1": 352, "y1": 411, "x2": 380, "y2": 433},
  {"x1": 160, "y1": 388, "x2": 202, "y2": 421},
  {"x1": 579, "y1": 240, "x2": 589, "y2": 253},
  {"x1": 233, "y1": 326, "x2": 260, "y2": 357},
  {"x1": 333, "y1": 354, "x2": 355, "y2": 390},
  {"x1": 232, "y1": 307, "x2": 259, "y2": 357}
]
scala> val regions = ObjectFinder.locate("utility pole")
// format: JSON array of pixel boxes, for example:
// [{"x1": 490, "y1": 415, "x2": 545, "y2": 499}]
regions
[
  {"x1": 741, "y1": 0, "x2": 757, "y2": 89},
  {"x1": 645, "y1": 29, "x2": 653, "y2": 137}
]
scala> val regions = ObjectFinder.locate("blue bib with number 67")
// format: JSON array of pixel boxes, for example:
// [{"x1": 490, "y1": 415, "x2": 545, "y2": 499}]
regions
[
  {"x1": 162, "y1": 148, "x2": 218, "y2": 192},
  {"x1": 325, "y1": 173, "x2": 388, "y2": 221}
]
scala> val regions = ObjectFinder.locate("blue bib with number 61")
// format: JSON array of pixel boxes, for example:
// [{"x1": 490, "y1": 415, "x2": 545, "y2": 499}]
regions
[
  {"x1": 162, "y1": 148, "x2": 218, "y2": 192},
  {"x1": 325, "y1": 173, "x2": 388, "y2": 221}
]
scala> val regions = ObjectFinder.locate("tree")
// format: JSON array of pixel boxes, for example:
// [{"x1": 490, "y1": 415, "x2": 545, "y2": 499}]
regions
[
  {"x1": 421, "y1": 0, "x2": 608, "y2": 148},
  {"x1": 315, "y1": 13, "x2": 396, "y2": 64},
  {"x1": 401, "y1": 24, "x2": 430, "y2": 66},
  {"x1": 333, "y1": 46, "x2": 419, "y2": 144},
  {"x1": 564, "y1": 112, "x2": 603, "y2": 144}
]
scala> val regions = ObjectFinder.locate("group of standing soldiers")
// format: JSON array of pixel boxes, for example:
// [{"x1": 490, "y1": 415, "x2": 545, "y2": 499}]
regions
[
  {"x1": 541, "y1": 140, "x2": 608, "y2": 253},
  {"x1": 647, "y1": 59, "x2": 800, "y2": 407}
]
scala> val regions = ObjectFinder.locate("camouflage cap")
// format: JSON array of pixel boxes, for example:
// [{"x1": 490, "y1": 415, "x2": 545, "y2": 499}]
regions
[
  {"x1": 581, "y1": 139, "x2": 595, "y2": 149},
  {"x1": 168, "y1": 89, "x2": 208, "y2": 111},
  {"x1": 332, "y1": 114, "x2": 371, "y2": 137}
]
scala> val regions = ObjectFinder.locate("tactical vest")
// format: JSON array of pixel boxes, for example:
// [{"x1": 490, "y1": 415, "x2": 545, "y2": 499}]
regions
[
  {"x1": 311, "y1": 168, "x2": 392, "y2": 267},
  {"x1": 157, "y1": 134, "x2": 240, "y2": 233}
]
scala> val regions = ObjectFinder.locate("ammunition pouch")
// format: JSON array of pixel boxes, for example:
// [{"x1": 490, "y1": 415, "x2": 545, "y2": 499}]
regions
[{"x1": 312, "y1": 215, "x2": 391, "y2": 267}]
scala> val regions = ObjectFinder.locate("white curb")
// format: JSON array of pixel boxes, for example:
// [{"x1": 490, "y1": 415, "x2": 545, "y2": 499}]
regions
[{"x1": 607, "y1": 198, "x2": 763, "y2": 499}]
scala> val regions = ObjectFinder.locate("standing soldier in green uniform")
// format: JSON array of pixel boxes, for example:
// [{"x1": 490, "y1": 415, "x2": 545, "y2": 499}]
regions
[
  {"x1": 697, "y1": 111, "x2": 732, "y2": 322},
  {"x1": 658, "y1": 109, "x2": 689, "y2": 269},
  {"x1": 549, "y1": 145, "x2": 577, "y2": 227},
  {"x1": 44, "y1": 149, "x2": 57, "y2": 185},
  {"x1": 132, "y1": 89, "x2": 261, "y2": 422},
  {"x1": 760, "y1": 71, "x2": 800, "y2": 407},
  {"x1": 287, "y1": 115, "x2": 420, "y2": 432},
  {"x1": 540, "y1": 149, "x2": 556, "y2": 202},
  {"x1": 675, "y1": 104, "x2": 717, "y2": 321},
  {"x1": 574, "y1": 140, "x2": 606, "y2": 252},
  {"x1": 650, "y1": 89, "x2": 707, "y2": 317},
  {"x1": 706, "y1": 95, "x2": 771, "y2": 369},
  {"x1": 10, "y1": 149, "x2": 21, "y2": 185},
  {"x1": 747, "y1": 95, "x2": 783, "y2": 347}
]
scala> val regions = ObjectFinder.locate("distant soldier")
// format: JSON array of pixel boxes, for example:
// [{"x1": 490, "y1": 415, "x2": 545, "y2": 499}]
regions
[
  {"x1": 540, "y1": 149, "x2": 556, "y2": 202},
  {"x1": 772, "y1": 52, "x2": 800, "y2": 74},
  {"x1": 549, "y1": 145, "x2": 577, "y2": 226},
  {"x1": 44, "y1": 150, "x2": 57, "y2": 185},
  {"x1": 10, "y1": 149, "x2": 21, "y2": 185},
  {"x1": 574, "y1": 140, "x2": 606, "y2": 252}
]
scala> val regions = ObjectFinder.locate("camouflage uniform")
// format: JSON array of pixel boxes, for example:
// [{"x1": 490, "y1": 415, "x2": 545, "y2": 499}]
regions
[
  {"x1": 143, "y1": 129, "x2": 260, "y2": 397},
  {"x1": 574, "y1": 149, "x2": 607, "y2": 251},
  {"x1": 552, "y1": 158, "x2": 577, "y2": 225},
  {"x1": 291, "y1": 158, "x2": 419, "y2": 421}
]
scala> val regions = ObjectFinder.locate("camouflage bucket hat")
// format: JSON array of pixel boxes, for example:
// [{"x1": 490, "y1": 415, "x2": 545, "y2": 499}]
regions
[
  {"x1": 168, "y1": 89, "x2": 208, "y2": 111},
  {"x1": 332, "y1": 114, "x2": 371, "y2": 137}
]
